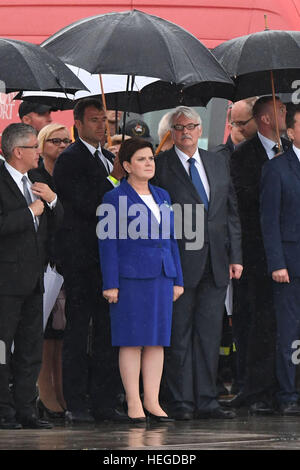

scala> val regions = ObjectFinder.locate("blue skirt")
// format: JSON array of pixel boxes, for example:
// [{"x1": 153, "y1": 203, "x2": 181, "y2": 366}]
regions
[{"x1": 109, "y1": 272, "x2": 173, "y2": 346}]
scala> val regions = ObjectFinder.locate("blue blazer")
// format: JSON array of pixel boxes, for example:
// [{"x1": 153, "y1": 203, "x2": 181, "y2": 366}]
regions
[
  {"x1": 97, "y1": 179, "x2": 183, "y2": 290},
  {"x1": 260, "y1": 147, "x2": 300, "y2": 277}
]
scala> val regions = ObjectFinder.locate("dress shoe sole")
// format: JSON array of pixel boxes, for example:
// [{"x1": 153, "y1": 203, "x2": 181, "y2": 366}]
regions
[{"x1": 0, "y1": 423, "x2": 22, "y2": 430}]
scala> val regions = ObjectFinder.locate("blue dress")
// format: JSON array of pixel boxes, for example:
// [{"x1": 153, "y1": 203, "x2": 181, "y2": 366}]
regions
[{"x1": 98, "y1": 179, "x2": 183, "y2": 346}]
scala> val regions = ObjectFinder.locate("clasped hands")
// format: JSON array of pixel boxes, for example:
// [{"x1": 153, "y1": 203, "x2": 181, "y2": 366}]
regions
[{"x1": 103, "y1": 285, "x2": 184, "y2": 304}]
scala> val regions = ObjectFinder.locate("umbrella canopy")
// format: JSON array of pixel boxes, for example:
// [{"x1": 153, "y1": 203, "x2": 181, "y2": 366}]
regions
[
  {"x1": 41, "y1": 9, "x2": 234, "y2": 101},
  {"x1": 213, "y1": 29, "x2": 300, "y2": 101},
  {"x1": 0, "y1": 38, "x2": 86, "y2": 93},
  {"x1": 16, "y1": 71, "x2": 222, "y2": 113}
]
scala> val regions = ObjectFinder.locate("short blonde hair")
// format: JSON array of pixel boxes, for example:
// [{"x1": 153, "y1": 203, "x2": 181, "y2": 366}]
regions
[{"x1": 38, "y1": 123, "x2": 69, "y2": 154}]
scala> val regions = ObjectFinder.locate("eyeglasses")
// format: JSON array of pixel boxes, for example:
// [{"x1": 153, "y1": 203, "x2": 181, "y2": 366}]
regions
[
  {"x1": 172, "y1": 123, "x2": 200, "y2": 131},
  {"x1": 231, "y1": 117, "x2": 253, "y2": 127},
  {"x1": 17, "y1": 144, "x2": 39, "y2": 149},
  {"x1": 46, "y1": 138, "x2": 72, "y2": 146}
]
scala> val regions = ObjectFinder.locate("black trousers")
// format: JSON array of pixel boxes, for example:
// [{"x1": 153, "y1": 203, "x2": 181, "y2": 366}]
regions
[
  {"x1": 0, "y1": 291, "x2": 43, "y2": 418},
  {"x1": 163, "y1": 254, "x2": 227, "y2": 412},
  {"x1": 62, "y1": 263, "x2": 122, "y2": 413},
  {"x1": 232, "y1": 270, "x2": 277, "y2": 404}
]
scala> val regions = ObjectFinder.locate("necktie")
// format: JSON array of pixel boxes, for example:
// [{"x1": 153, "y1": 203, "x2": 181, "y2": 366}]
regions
[
  {"x1": 22, "y1": 175, "x2": 38, "y2": 231},
  {"x1": 94, "y1": 149, "x2": 109, "y2": 174},
  {"x1": 188, "y1": 158, "x2": 209, "y2": 210},
  {"x1": 272, "y1": 144, "x2": 280, "y2": 155}
]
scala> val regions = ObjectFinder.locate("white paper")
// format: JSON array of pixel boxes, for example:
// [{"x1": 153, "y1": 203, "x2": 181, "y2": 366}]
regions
[{"x1": 43, "y1": 264, "x2": 64, "y2": 331}]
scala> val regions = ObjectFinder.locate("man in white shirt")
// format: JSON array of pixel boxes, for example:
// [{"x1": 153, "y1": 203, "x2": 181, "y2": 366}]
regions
[
  {"x1": 0, "y1": 123, "x2": 62, "y2": 429},
  {"x1": 260, "y1": 104, "x2": 300, "y2": 415}
]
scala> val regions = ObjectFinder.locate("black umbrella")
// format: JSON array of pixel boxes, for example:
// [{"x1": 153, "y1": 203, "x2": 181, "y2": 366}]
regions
[
  {"x1": 41, "y1": 10, "x2": 234, "y2": 101},
  {"x1": 0, "y1": 38, "x2": 86, "y2": 93},
  {"x1": 212, "y1": 26, "x2": 300, "y2": 150}
]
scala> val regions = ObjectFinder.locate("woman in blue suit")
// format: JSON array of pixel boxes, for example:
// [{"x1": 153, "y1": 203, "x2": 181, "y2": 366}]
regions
[{"x1": 98, "y1": 138, "x2": 183, "y2": 422}]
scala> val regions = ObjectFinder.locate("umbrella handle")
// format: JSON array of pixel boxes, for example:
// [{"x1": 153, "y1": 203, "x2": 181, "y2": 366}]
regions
[
  {"x1": 270, "y1": 71, "x2": 282, "y2": 153},
  {"x1": 99, "y1": 74, "x2": 112, "y2": 148},
  {"x1": 155, "y1": 130, "x2": 171, "y2": 155}
]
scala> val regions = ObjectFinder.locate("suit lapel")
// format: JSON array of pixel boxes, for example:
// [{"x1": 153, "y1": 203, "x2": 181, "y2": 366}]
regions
[
  {"x1": 167, "y1": 148, "x2": 203, "y2": 204},
  {"x1": 0, "y1": 165, "x2": 27, "y2": 206},
  {"x1": 199, "y1": 149, "x2": 216, "y2": 212}
]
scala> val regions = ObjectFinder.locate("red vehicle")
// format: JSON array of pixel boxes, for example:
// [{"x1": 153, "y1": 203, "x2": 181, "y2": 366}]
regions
[{"x1": 0, "y1": 0, "x2": 299, "y2": 140}]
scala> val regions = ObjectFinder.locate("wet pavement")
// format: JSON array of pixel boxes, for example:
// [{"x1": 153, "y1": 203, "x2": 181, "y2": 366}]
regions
[{"x1": 1, "y1": 413, "x2": 300, "y2": 450}]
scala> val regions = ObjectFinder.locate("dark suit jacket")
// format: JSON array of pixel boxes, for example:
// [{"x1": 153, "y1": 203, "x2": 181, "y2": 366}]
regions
[
  {"x1": 0, "y1": 163, "x2": 63, "y2": 296},
  {"x1": 260, "y1": 147, "x2": 300, "y2": 277},
  {"x1": 53, "y1": 139, "x2": 115, "y2": 270},
  {"x1": 98, "y1": 179, "x2": 183, "y2": 290},
  {"x1": 230, "y1": 133, "x2": 291, "y2": 272},
  {"x1": 153, "y1": 146, "x2": 242, "y2": 288},
  {"x1": 212, "y1": 134, "x2": 235, "y2": 158}
]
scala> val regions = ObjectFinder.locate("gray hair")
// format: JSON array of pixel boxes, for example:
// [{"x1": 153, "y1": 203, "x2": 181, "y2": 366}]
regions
[
  {"x1": 168, "y1": 106, "x2": 202, "y2": 129},
  {"x1": 158, "y1": 112, "x2": 172, "y2": 141},
  {"x1": 1, "y1": 123, "x2": 37, "y2": 161}
]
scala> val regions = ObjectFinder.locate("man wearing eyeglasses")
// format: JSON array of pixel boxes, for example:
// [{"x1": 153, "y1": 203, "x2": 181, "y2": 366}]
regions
[
  {"x1": 229, "y1": 96, "x2": 291, "y2": 415},
  {"x1": 0, "y1": 123, "x2": 63, "y2": 429},
  {"x1": 230, "y1": 98, "x2": 258, "y2": 142},
  {"x1": 153, "y1": 106, "x2": 243, "y2": 420}
]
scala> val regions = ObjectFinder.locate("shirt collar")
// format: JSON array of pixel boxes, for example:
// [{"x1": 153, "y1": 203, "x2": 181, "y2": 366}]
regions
[
  {"x1": 4, "y1": 161, "x2": 29, "y2": 183},
  {"x1": 293, "y1": 144, "x2": 300, "y2": 162},
  {"x1": 174, "y1": 145, "x2": 200, "y2": 163},
  {"x1": 79, "y1": 137, "x2": 102, "y2": 156},
  {"x1": 257, "y1": 131, "x2": 281, "y2": 153}
]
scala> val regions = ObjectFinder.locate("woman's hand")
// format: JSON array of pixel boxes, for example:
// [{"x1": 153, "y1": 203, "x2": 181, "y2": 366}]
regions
[
  {"x1": 173, "y1": 285, "x2": 184, "y2": 302},
  {"x1": 103, "y1": 288, "x2": 119, "y2": 303}
]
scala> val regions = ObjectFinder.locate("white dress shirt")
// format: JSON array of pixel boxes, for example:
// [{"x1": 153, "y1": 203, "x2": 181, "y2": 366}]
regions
[
  {"x1": 257, "y1": 132, "x2": 283, "y2": 160},
  {"x1": 174, "y1": 146, "x2": 210, "y2": 200},
  {"x1": 292, "y1": 144, "x2": 300, "y2": 162}
]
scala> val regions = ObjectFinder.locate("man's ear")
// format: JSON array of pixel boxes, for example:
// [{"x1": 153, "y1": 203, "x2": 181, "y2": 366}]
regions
[
  {"x1": 287, "y1": 127, "x2": 294, "y2": 141},
  {"x1": 22, "y1": 115, "x2": 31, "y2": 126}
]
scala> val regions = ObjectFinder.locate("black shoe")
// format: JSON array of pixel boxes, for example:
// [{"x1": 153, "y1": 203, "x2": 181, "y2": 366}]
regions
[
  {"x1": 37, "y1": 398, "x2": 65, "y2": 422},
  {"x1": 227, "y1": 391, "x2": 246, "y2": 408},
  {"x1": 144, "y1": 409, "x2": 174, "y2": 423},
  {"x1": 0, "y1": 416, "x2": 22, "y2": 430},
  {"x1": 65, "y1": 410, "x2": 95, "y2": 424},
  {"x1": 95, "y1": 407, "x2": 134, "y2": 422},
  {"x1": 169, "y1": 409, "x2": 194, "y2": 421},
  {"x1": 248, "y1": 401, "x2": 275, "y2": 416},
  {"x1": 17, "y1": 414, "x2": 53, "y2": 429},
  {"x1": 278, "y1": 402, "x2": 300, "y2": 416},
  {"x1": 196, "y1": 406, "x2": 236, "y2": 419}
]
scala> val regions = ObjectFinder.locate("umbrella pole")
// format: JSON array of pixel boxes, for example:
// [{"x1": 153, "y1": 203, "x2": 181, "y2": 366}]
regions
[
  {"x1": 155, "y1": 130, "x2": 171, "y2": 155},
  {"x1": 121, "y1": 75, "x2": 130, "y2": 142},
  {"x1": 270, "y1": 70, "x2": 282, "y2": 152},
  {"x1": 99, "y1": 74, "x2": 112, "y2": 147}
]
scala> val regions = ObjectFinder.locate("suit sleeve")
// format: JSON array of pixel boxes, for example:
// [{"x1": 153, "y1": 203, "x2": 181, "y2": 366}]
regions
[
  {"x1": 260, "y1": 162, "x2": 286, "y2": 273},
  {"x1": 226, "y1": 159, "x2": 243, "y2": 264},
  {"x1": 162, "y1": 189, "x2": 184, "y2": 286},
  {"x1": 53, "y1": 151, "x2": 114, "y2": 221},
  {"x1": 97, "y1": 191, "x2": 120, "y2": 290}
]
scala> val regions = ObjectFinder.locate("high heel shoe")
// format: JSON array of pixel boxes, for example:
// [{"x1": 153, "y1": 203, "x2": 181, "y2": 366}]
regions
[
  {"x1": 36, "y1": 398, "x2": 65, "y2": 422},
  {"x1": 144, "y1": 408, "x2": 174, "y2": 423}
]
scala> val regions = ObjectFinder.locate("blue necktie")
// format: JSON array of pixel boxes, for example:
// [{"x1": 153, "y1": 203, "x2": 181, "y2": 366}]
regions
[{"x1": 188, "y1": 158, "x2": 209, "y2": 210}]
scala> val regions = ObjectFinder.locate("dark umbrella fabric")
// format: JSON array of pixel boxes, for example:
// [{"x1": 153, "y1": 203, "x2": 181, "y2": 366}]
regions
[
  {"x1": 213, "y1": 30, "x2": 300, "y2": 101},
  {"x1": 41, "y1": 9, "x2": 234, "y2": 101},
  {"x1": 0, "y1": 38, "x2": 86, "y2": 93}
]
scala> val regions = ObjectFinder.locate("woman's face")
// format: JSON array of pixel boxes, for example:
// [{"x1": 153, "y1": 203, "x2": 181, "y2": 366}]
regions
[
  {"x1": 124, "y1": 146, "x2": 155, "y2": 181},
  {"x1": 42, "y1": 128, "x2": 71, "y2": 161}
]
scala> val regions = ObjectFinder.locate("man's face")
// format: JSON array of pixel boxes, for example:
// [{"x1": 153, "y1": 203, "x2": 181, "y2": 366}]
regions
[
  {"x1": 171, "y1": 114, "x2": 202, "y2": 156},
  {"x1": 75, "y1": 106, "x2": 107, "y2": 147},
  {"x1": 265, "y1": 100, "x2": 287, "y2": 133},
  {"x1": 287, "y1": 112, "x2": 300, "y2": 148},
  {"x1": 230, "y1": 102, "x2": 257, "y2": 140},
  {"x1": 16, "y1": 134, "x2": 40, "y2": 172},
  {"x1": 23, "y1": 111, "x2": 52, "y2": 132}
]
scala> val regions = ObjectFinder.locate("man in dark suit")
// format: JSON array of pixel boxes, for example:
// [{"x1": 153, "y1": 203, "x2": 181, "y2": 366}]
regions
[
  {"x1": 230, "y1": 96, "x2": 291, "y2": 414},
  {"x1": 260, "y1": 104, "x2": 300, "y2": 416},
  {"x1": 153, "y1": 106, "x2": 243, "y2": 420},
  {"x1": 53, "y1": 98, "x2": 125, "y2": 423},
  {"x1": 0, "y1": 123, "x2": 62, "y2": 429}
]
